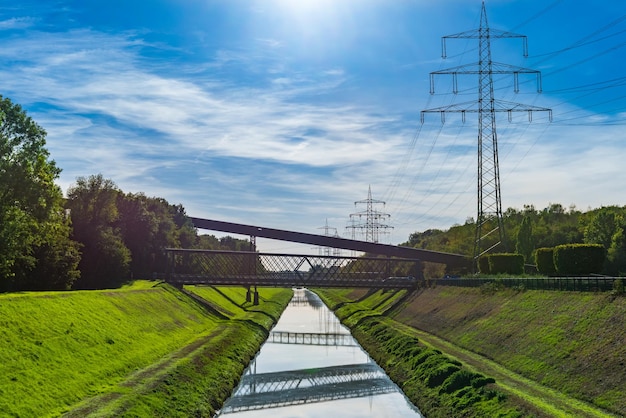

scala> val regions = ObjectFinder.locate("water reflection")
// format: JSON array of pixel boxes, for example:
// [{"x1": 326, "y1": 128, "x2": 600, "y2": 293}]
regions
[{"x1": 215, "y1": 289, "x2": 422, "y2": 418}]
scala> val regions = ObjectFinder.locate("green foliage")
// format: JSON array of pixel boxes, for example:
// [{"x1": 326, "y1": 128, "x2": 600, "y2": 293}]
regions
[
  {"x1": 487, "y1": 253, "x2": 524, "y2": 275},
  {"x1": 553, "y1": 244, "x2": 606, "y2": 275},
  {"x1": 0, "y1": 95, "x2": 80, "y2": 291},
  {"x1": 515, "y1": 216, "x2": 534, "y2": 263},
  {"x1": 612, "y1": 278, "x2": 624, "y2": 295},
  {"x1": 402, "y1": 203, "x2": 585, "y2": 260},
  {"x1": 66, "y1": 175, "x2": 252, "y2": 289},
  {"x1": 535, "y1": 247, "x2": 556, "y2": 275},
  {"x1": 581, "y1": 206, "x2": 621, "y2": 249},
  {"x1": 440, "y1": 370, "x2": 479, "y2": 394}
]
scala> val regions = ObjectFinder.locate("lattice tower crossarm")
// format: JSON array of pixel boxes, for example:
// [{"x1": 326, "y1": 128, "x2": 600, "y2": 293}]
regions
[
  {"x1": 420, "y1": 1, "x2": 552, "y2": 265},
  {"x1": 347, "y1": 185, "x2": 393, "y2": 243}
]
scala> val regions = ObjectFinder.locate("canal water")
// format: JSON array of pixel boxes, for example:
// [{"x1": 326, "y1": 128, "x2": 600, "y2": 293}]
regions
[{"x1": 215, "y1": 288, "x2": 423, "y2": 417}]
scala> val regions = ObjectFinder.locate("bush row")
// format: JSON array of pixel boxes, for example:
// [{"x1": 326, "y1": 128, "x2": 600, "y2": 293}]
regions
[
  {"x1": 478, "y1": 244, "x2": 606, "y2": 276},
  {"x1": 536, "y1": 244, "x2": 605, "y2": 276},
  {"x1": 352, "y1": 317, "x2": 519, "y2": 417}
]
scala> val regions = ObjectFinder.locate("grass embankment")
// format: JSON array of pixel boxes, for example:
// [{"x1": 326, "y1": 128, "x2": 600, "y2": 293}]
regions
[
  {"x1": 392, "y1": 286, "x2": 625, "y2": 417},
  {"x1": 316, "y1": 288, "x2": 524, "y2": 417},
  {"x1": 316, "y1": 287, "x2": 623, "y2": 417},
  {"x1": 0, "y1": 282, "x2": 292, "y2": 417}
]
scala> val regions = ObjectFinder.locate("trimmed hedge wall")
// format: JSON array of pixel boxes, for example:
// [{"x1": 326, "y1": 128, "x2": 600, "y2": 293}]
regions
[
  {"x1": 488, "y1": 253, "x2": 524, "y2": 275},
  {"x1": 554, "y1": 244, "x2": 605, "y2": 275},
  {"x1": 478, "y1": 253, "x2": 524, "y2": 275},
  {"x1": 535, "y1": 247, "x2": 557, "y2": 275}
]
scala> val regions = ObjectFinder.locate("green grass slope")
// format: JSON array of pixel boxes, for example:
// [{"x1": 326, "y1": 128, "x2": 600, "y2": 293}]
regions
[
  {"x1": 0, "y1": 282, "x2": 292, "y2": 417},
  {"x1": 392, "y1": 287, "x2": 626, "y2": 416}
]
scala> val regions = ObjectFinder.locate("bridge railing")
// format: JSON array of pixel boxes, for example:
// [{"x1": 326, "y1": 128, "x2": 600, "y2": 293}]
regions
[{"x1": 164, "y1": 248, "x2": 422, "y2": 288}]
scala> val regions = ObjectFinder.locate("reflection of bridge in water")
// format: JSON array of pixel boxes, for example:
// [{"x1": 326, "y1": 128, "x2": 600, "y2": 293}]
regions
[
  {"x1": 268, "y1": 331, "x2": 357, "y2": 347},
  {"x1": 218, "y1": 363, "x2": 398, "y2": 414},
  {"x1": 287, "y1": 292, "x2": 325, "y2": 308}
]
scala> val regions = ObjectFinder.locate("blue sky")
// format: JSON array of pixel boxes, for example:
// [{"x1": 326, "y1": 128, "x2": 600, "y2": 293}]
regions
[{"x1": 1, "y1": 0, "x2": 625, "y2": 252}]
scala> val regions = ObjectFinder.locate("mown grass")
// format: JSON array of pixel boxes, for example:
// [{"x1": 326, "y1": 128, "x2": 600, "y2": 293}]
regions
[
  {"x1": 392, "y1": 287, "x2": 626, "y2": 416},
  {"x1": 0, "y1": 281, "x2": 292, "y2": 417}
]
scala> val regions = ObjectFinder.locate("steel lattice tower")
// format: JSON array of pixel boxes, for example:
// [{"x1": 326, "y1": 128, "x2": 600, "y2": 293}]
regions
[
  {"x1": 318, "y1": 219, "x2": 341, "y2": 256},
  {"x1": 347, "y1": 186, "x2": 393, "y2": 243},
  {"x1": 421, "y1": 1, "x2": 551, "y2": 266}
]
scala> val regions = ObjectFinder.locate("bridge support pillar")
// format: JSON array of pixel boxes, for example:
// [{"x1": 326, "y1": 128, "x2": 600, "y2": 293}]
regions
[
  {"x1": 246, "y1": 286, "x2": 252, "y2": 303},
  {"x1": 253, "y1": 286, "x2": 259, "y2": 305}
]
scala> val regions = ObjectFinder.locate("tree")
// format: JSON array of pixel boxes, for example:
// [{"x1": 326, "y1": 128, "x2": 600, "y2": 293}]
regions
[
  {"x1": 582, "y1": 206, "x2": 621, "y2": 250},
  {"x1": 515, "y1": 216, "x2": 534, "y2": 263},
  {"x1": 66, "y1": 174, "x2": 130, "y2": 289},
  {"x1": 0, "y1": 96, "x2": 80, "y2": 291}
]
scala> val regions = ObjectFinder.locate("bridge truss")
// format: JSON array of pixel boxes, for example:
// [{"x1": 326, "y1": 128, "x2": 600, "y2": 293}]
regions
[{"x1": 165, "y1": 249, "x2": 423, "y2": 289}]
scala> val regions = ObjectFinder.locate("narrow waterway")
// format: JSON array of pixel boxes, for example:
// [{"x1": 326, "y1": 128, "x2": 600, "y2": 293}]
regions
[{"x1": 215, "y1": 288, "x2": 423, "y2": 417}]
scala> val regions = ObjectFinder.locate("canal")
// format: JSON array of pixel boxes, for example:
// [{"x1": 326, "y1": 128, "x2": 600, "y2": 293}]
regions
[{"x1": 216, "y1": 288, "x2": 423, "y2": 417}]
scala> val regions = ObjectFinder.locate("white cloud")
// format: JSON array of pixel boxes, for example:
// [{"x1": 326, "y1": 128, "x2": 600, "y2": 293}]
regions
[
  {"x1": 0, "y1": 17, "x2": 36, "y2": 30},
  {"x1": 2, "y1": 17, "x2": 625, "y2": 252}
]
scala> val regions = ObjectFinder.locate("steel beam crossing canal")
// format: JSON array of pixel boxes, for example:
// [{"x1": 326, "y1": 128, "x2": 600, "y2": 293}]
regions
[
  {"x1": 190, "y1": 217, "x2": 470, "y2": 269},
  {"x1": 165, "y1": 249, "x2": 424, "y2": 288}
]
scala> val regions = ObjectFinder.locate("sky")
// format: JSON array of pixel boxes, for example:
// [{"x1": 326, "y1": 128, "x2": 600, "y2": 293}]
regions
[{"x1": 1, "y1": 0, "x2": 626, "y2": 253}]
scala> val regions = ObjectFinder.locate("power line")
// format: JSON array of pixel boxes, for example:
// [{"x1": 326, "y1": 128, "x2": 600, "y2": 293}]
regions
[{"x1": 421, "y1": 1, "x2": 551, "y2": 263}]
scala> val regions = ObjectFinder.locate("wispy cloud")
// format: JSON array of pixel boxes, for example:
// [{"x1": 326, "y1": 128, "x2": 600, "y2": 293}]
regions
[{"x1": 2, "y1": 5, "x2": 626, "y2": 250}]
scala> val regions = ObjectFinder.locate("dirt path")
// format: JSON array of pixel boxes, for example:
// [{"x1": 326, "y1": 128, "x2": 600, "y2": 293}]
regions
[{"x1": 394, "y1": 323, "x2": 616, "y2": 418}]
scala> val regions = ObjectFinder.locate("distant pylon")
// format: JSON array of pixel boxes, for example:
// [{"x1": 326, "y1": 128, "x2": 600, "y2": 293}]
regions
[
  {"x1": 421, "y1": 1, "x2": 551, "y2": 267},
  {"x1": 347, "y1": 186, "x2": 393, "y2": 243},
  {"x1": 317, "y1": 219, "x2": 341, "y2": 256}
]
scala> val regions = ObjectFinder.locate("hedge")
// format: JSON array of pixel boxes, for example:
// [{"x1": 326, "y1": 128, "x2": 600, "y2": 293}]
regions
[
  {"x1": 488, "y1": 253, "x2": 524, "y2": 275},
  {"x1": 553, "y1": 244, "x2": 605, "y2": 275},
  {"x1": 535, "y1": 247, "x2": 557, "y2": 275}
]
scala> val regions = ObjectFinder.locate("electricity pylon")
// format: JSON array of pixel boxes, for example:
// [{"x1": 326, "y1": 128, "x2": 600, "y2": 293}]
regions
[
  {"x1": 347, "y1": 186, "x2": 393, "y2": 243},
  {"x1": 317, "y1": 219, "x2": 341, "y2": 256},
  {"x1": 421, "y1": 1, "x2": 551, "y2": 267}
]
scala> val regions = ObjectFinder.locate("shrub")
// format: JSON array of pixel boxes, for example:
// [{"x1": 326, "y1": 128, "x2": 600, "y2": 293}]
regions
[
  {"x1": 613, "y1": 278, "x2": 624, "y2": 295},
  {"x1": 440, "y1": 370, "x2": 476, "y2": 394},
  {"x1": 425, "y1": 363, "x2": 461, "y2": 388},
  {"x1": 553, "y1": 244, "x2": 605, "y2": 275},
  {"x1": 535, "y1": 247, "x2": 556, "y2": 275},
  {"x1": 488, "y1": 253, "x2": 524, "y2": 275}
]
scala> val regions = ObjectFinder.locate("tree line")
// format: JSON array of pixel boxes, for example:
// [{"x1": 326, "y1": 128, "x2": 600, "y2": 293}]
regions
[
  {"x1": 403, "y1": 203, "x2": 626, "y2": 275},
  {"x1": 0, "y1": 96, "x2": 250, "y2": 292}
]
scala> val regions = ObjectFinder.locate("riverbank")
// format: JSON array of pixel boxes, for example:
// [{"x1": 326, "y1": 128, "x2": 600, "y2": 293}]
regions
[
  {"x1": 0, "y1": 282, "x2": 292, "y2": 417},
  {"x1": 315, "y1": 287, "x2": 623, "y2": 417}
]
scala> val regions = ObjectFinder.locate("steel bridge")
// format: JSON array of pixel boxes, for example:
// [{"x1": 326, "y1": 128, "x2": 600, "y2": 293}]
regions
[
  {"x1": 165, "y1": 249, "x2": 424, "y2": 289},
  {"x1": 217, "y1": 363, "x2": 398, "y2": 414},
  {"x1": 164, "y1": 217, "x2": 470, "y2": 290}
]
